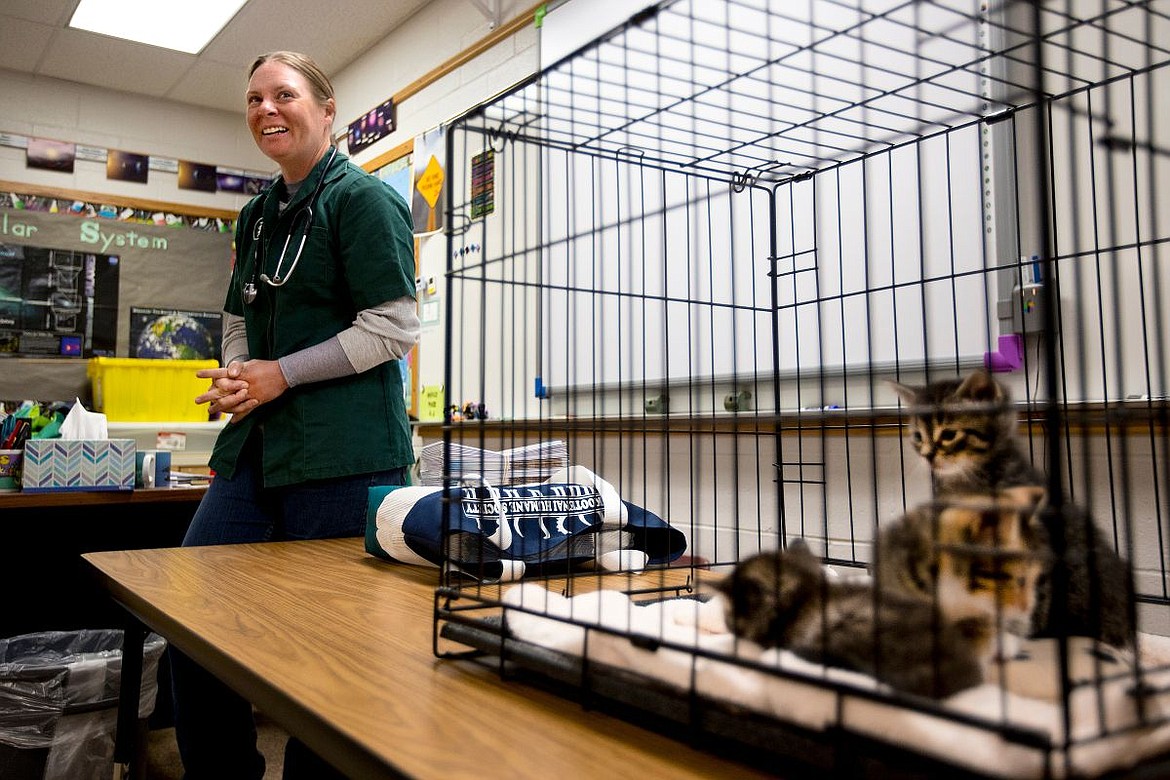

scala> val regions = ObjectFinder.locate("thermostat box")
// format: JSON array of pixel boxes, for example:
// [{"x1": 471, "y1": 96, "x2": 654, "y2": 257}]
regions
[
  {"x1": 88, "y1": 357, "x2": 219, "y2": 423},
  {"x1": 22, "y1": 439, "x2": 136, "y2": 493}
]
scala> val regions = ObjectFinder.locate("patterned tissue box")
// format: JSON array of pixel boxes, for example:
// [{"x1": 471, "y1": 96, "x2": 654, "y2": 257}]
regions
[{"x1": 22, "y1": 439, "x2": 136, "y2": 492}]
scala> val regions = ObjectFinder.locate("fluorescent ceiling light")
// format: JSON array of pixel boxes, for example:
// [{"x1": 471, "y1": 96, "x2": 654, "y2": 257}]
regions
[{"x1": 69, "y1": 0, "x2": 249, "y2": 55}]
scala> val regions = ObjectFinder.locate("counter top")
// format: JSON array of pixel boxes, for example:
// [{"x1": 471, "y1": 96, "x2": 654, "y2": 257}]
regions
[{"x1": 0, "y1": 484, "x2": 207, "y2": 509}]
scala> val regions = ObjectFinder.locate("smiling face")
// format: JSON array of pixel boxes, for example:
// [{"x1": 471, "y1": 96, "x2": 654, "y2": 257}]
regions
[{"x1": 246, "y1": 59, "x2": 335, "y2": 182}]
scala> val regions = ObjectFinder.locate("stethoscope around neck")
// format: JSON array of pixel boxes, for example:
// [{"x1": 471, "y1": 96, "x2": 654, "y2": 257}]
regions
[{"x1": 242, "y1": 145, "x2": 339, "y2": 305}]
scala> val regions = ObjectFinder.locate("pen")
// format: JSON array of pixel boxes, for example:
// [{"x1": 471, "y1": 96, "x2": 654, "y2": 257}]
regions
[{"x1": 2, "y1": 419, "x2": 31, "y2": 449}]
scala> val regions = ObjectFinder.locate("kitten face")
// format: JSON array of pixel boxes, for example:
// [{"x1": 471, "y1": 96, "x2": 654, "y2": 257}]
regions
[
  {"x1": 716, "y1": 543, "x2": 819, "y2": 647},
  {"x1": 892, "y1": 371, "x2": 1017, "y2": 487},
  {"x1": 905, "y1": 415, "x2": 991, "y2": 480}
]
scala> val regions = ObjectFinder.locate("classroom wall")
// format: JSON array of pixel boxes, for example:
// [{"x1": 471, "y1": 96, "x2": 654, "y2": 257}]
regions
[
  {"x1": 0, "y1": 68, "x2": 258, "y2": 402},
  {"x1": 0, "y1": 211, "x2": 233, "y2": 403},
  {"x1": 337, "y1": 0, "x2": 538, "y2": 163},
  {"x1": 0, "y1": 66, "x2": 266, "y2": 213}
]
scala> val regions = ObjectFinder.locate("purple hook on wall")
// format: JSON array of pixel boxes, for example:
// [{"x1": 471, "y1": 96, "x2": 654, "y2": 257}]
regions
[{"x1": 984, "y1": 333, "x2": 1025, "y2": 372}]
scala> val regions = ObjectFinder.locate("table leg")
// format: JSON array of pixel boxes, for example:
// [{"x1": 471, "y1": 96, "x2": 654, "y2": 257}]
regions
[{"x1": 115, "y1": 616, "x2": 145, "y2": 767}]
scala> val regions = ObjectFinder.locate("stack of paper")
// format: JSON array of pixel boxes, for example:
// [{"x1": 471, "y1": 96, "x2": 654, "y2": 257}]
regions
[
  {"x1": 419, "y1": 440, "x2": 569, "y2": 486},
  {"x1": 505, "y1": 440, "x2": 570, "y2": 484}
]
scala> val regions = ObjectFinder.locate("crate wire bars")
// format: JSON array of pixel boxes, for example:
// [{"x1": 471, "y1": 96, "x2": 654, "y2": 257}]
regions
[{"x1": 432, "y1": 1, "x2": 1170, "y2": 776}]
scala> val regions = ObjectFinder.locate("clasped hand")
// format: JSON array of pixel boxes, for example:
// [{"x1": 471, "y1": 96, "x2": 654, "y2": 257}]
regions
[{"x1": 195, "y1": 360, "x2": 289, "y2": 423}]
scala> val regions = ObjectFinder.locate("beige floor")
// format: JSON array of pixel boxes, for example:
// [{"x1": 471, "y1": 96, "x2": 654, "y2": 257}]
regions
[{"x1": 144, "y1": 711, "x2": 288, "y2": 779}]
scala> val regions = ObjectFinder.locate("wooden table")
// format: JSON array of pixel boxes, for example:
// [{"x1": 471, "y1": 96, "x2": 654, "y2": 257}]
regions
[{"x1": 83, "y1": 538, "x2": 771, "y2": 779}]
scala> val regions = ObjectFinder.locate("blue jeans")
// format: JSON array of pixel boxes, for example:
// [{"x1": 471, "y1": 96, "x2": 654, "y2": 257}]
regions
[{"x1": 170, "y1": 435, "x2": 407, "y2": 780}]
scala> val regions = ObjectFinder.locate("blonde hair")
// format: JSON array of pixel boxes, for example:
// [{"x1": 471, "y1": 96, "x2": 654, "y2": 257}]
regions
[{"x1": 249, "y1": 51, "x2": 334, "y2": 105}]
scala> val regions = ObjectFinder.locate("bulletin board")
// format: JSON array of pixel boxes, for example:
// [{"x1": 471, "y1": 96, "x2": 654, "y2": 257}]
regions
[
  {"x1": 0, "y1": 182, "x2": 233, "y2": 403},
  {"x1": 363, "y1": 140, "x2": 420, "y2": 419}
]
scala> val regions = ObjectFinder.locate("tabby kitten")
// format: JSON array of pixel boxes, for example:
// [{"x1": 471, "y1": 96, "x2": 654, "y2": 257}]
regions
[
  {"x1": 890, "y1": 369, "x2": 1040, "y2": 495},
  {"x1": 717, "y1": 542, "x2": 990, "y2": 699},
  {"x1": 873, "y1": 488, "x2": 1047, "y2": 644},
  {"x1": 891, "y1": 370, "x2": 1133, "y2": 648}
]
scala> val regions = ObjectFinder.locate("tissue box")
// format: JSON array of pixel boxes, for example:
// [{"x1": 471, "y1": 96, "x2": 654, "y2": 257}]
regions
[{"x1": 22, "y1": 439, "x2": 137, "y2": 492}]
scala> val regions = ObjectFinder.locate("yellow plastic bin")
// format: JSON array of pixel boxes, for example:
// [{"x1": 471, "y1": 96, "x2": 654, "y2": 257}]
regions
[{"x1": 87, "y1": 358, "x2": 219, "y2": 422}]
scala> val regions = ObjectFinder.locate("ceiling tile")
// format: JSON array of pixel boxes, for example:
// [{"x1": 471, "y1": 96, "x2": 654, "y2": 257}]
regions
[
  {"x1": 0, "y1": 0, "x2": 437, "y2": 112},
  {"x1": 1, "y1": 0, "x2": 75, "y2": 25},
  {"x1": 37, "y1": 27, "x2": 195, "y2": 97},
  {"x1": 0, "y1": 17, "x2": 56, "y2": 71},
  {"x1": 202, "y1": 0, "x2": 429, "y2": 74},
  {"x1": 167, "y1": 61, "x2": 251, "y2": 115}
]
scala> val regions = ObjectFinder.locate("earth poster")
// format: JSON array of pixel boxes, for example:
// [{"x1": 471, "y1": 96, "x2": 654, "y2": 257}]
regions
[{"x1": 129, "y1": 308, "x2": 222, "y2": 361}]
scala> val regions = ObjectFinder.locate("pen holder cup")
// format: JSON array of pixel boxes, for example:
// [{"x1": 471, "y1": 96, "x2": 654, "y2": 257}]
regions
[{"x1": 0, "y1": 448, "x2": 23, "y2": 491}]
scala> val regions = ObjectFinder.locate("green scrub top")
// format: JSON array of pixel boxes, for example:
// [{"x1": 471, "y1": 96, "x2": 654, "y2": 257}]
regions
[{"x1": 210, "y1": 150, "x2": 416, "y2": 487}]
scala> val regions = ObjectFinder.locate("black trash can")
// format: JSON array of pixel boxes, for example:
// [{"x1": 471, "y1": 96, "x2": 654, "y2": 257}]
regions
[{"x1": 0, "y1": 629, "x2": 166, "y2": 780}]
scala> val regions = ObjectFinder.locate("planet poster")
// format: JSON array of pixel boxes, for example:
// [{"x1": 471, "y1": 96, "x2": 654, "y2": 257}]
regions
[{"x1": 129, "y1": 307, "x2": 222, "y2": 362}]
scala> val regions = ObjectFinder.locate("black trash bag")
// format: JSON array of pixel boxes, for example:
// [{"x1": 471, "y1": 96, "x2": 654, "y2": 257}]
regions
[{"x1": 0, "y1": 629, "x2": 166, "y2": 780}]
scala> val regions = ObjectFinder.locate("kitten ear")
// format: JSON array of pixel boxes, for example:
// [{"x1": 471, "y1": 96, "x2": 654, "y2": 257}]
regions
[
  {"x1": 785, "y1": 538, "x2": 818, "y2": 564},
  {"x1": 888, "y1": 379, "x2": 919, "y2": 406},
  {"x1": 955, "y1": 369, "x2": 1006, "y2": 404},
  {"x1": 713, "y1": 569, "x2": 735, "y2": 597}
]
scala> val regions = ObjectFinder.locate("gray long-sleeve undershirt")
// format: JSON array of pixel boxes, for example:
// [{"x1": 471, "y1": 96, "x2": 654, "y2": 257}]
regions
[{"x1": 221, "y1": 296, "x2": 420, "y2": 387}]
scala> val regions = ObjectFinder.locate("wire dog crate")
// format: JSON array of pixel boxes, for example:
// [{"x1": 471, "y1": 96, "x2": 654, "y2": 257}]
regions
[{"x1": 432, "y1": 1, "x2": 1170, "y2": 776}]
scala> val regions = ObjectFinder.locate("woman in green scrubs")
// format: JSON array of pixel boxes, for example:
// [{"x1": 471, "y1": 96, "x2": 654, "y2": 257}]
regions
[{"x1": 172, "y1": 51, "x2": 419, "y2": 780}]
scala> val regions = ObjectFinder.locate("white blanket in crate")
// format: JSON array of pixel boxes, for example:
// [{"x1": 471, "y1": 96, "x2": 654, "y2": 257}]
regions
[{"x1": 502, "y1": 583, "x2": 1170, "y2": 778}]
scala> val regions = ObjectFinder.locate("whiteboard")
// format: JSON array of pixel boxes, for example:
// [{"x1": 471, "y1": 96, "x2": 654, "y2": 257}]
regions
[{"x1": 538, "y1": 128, "x2": 995, "y2": 392}]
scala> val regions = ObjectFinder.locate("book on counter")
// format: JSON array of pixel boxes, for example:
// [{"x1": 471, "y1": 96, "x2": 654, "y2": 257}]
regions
[{"x1": 169, "y1": 471, "x2": 211, "y2": 486}]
